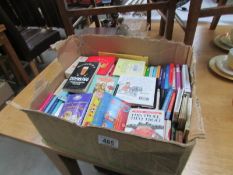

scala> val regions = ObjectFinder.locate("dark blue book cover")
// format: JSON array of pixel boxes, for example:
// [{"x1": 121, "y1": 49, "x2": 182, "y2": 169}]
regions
[{"x1": 59, "y1": 93, "x2": 92, "y2": 125}]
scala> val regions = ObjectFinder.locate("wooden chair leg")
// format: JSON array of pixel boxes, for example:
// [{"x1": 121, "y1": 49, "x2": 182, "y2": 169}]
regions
[
  {"x1": 147, "y1": 0, "x2": 151, "y2": 31},
  {"x1": 159, "y1": 9, "x2": 166, "y2": 36},
  {"x1": 29, "y1": 59, "x2": 39, "y2": 77},
  {"x1": 209, "y1": 0, "x2": 227, "y2": 30},
  {"x1": 184, "y1": 0, "x2": 203, "y2": 45},
  {"x1": 164, "y1": 0, "x2": 177, "y2": 40}
]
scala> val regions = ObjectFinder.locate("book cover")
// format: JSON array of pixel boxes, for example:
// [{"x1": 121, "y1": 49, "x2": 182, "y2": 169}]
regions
[
  {"x1": 116, "y1": 76, "x2": 156, "y2": 107},
  {"x1": 65, "y1": 56, "x2": 88, "y2": 78},
  {"x1": 63, "y1": 62, "x2": 99, "y2": 93},
  {"x1": 92, "y1": 92, "x2": 113, "y2": 126},
  {"x1": 172, "y1": 88, "x2": 184, "y2": 122},
  {"x1": 87, "y1": 75, "x2": 119, "y2": 94},
  {"x1": 125, "y1": 108, "x2": 165, "y2": 139},
  {"x1": 164, "y1": 64, "x2": 170, "y2": 90},
  {"x1": 169, "y1": 63, "x2": 174, "y2": 88},
  {"x1": 113, "y1": 58, "x2": 146, "y2": 77},
  {"x1": 102, "y1": 96, "x2": 131, "y2": 131},
  {"x1": 161, "y1": 88, "x2": 173, "y2": 112},
  {"x1": 87, "y1": 56, "x2": 116, "y2": 75},
  {"x1": 175, "y1": 64, "x2": 182, "y2": 90},
  {"x1": 59, "y1": 93, "x2": 92, "y2": 125},
  {"x1": 182, "y1": 64, "x2": 191, "y2": 94},
  {"x1": 82, "y1": 92, "x2": 104, "y2": 126},
  {"x1": 165, "y1": 91, "x2": 176, "y2": 120}
]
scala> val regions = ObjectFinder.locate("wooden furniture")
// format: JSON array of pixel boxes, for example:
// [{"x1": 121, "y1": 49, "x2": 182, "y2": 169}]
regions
[
  {"x1": 0, "y1": 24, "x2": 233, "y2": 175},
  {"x1": 56, "y1": 0, "x2": 178, "y2": 40},
  {"x1": 175, "y1": 0, "x2": 233, "y2": 45},
  {"x1": 0, "y1": 24, "x2": 30, "y2": 84}
]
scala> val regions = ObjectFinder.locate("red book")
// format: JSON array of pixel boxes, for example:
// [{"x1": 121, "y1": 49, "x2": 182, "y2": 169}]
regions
[
  {"x1": 169, "y1": 63, "x2": 174, "y2": 88},
  {"x1": 38, "y1": 93, "x2": 53, "y2": 111},
  {"x1": 87, "y1": 56, "x2": 116, "y2": 75}
]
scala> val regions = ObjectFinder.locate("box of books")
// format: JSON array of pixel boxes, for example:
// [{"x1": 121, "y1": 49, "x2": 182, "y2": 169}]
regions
[{"x1": 12, "y1": 35, "x2": 205, "y2": 175}]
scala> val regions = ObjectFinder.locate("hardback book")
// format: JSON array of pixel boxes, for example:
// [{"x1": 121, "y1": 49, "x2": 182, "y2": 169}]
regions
[
  {"x1": 82, "y1": 91, "x2": 104, "y2": 126},
  {"x1": 86, "y1": 56, "x2": 116, "y2": 75},
  {"x1": 59, "y1": 93, "x2": 92, "y2": 125},
  {"x1": 183, "y1": 97, "x2": 192, "y2": 143},
  {"x1": 87, "y1": 75, "x2": 119, "y2": 94},
  {"x1": 102, "y1": 95, "x2": 131, "y2": 131},
  {"x1": 113, "y1": 58, "x2": 146, "y2": 77},
  {"x1": 63, "y1": 62, "x2": 99, "y2": 93},
  {"x1": 169, "y1": 63, "x2": 175, "y2": 88},
  {"x1": 116, "y1": 76, "x2": 156, "y2": 107},
  {"x1": 125, "y1": 108, "x2": 165, "y2": 139},
  {"x1": 65, "y1": 56, "x2": 88, "y2": 78}
]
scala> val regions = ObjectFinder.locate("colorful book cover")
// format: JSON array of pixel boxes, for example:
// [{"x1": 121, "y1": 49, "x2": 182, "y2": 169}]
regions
[
  {"x1": 165, "y1": 91, "x2": 176, "y2": 120},
  {"x1": 65, "y1": 56, "x2": 88, "y2": 78},
  {"x1": 113, "y1": 58, "x2": 146, "y2": 77},
  {"x1": 164, "y1": 64, "x2": 170, "y2": 90},
  {"x1": 125, "y1": 108, "x2": 165, "y2": 139},
  {"x1": 43, "y1": 95, "x2": 56, "y2": 113},
  {"x1": 87, "y1": 56, "x2": 116, "y2": 75},
  {"x1": 82, "y1": 92, "x2": 104, "y2": 126},
  {"x1": 63, "y1": 62, "x2": 99, "y2": 93},
  {"x1": 38, "y1": 93, "x2": 53, "y2": 111},
  {"x1": 59, "y1": 93, "x2": 92, "y2": 125},
  {"x1": 162, "y1": 88, "x2": 173, "y2": 112},
  {"x1": 156, "y1": 65, "x2": 161, "y2": 78},
  {"x1": 116, "y1": 76, "x2": 156, "y2": 107},
  {"x1": 102, "y1": 96, "x2": 131, "y2": 131},
  {"x1": 169, "y1": 63, "x2": 174, "y2": 88},
  {"x1": 87, "y1": 75, "x2": 119, "y2": 94},
  {"x1": 92, "y1": 92, "x2": 113, "y2": 126}
]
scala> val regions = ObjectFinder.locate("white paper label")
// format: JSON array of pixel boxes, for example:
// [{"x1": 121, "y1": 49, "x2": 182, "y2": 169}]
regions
[{"x1": 98, "y1": 135, "x2": 119, "y2": 149}]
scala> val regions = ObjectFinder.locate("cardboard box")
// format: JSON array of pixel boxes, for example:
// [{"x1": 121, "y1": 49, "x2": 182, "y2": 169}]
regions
[
  {"x1": 0, "y1": 80, "x2": 14, "y2": 108},
  {"x1": 14, "y1": 35, "x2": 205, "y2": 175}
]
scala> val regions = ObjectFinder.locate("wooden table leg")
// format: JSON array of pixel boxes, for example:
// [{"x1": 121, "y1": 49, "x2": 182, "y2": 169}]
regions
[
  {"x1": 0, "y1": 32, "x2": 30, "y2": 84},
  {"x1": 43, "y1": 149, "x2": 82, "y2": 175}
]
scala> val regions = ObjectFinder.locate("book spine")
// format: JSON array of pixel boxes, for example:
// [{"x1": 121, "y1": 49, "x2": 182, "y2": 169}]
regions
[
  {"x1": 169, "y1": 63, "x2": 174, "y2": 88},
  {"x1": 38, "y1": 93, "x2": 53, "y2": 111},
  {"x1": 152, "y1": 66, "x2": 157, "y2": 77},
  {"x1": 161, "y1": 65, "x2": 166, "y2": 89},
  {"x1": 172, "y1": 68, "x2": 176, "y2": 90},
  {"x1": 149, "y1": 66, "x2": 154, "y2": 77},
  {"x1": 145, "y1": 67, "x2": 149, "y2": 76},
  {"x1": 172, "y1": 89, "x2": 184, "y2": 122},
  {"x1": 165, "y1": 91, "x2": 176, "y2": 120},
  {"x1": 164, "y1": 120, "x2": 171, "y2": 141},
  {"x1": 183, "y1": 64, "x2": 191, "y2": 94},
  {"x1": 175, "y1": 64, "x2": 182, "y2": 90},
  {"x1": 51, "y1": 100, "x2": 63, "y2": 116},
  {"x1": 44, "y1": 95, "x2": 56, "y2": 113},
  {"x1": 54, "y1": 103, "x2": 64, "y2": 117},
  {"x1": 156, "y1": 65, "x2": 161, "y2": 79},
  {"x1": 47, "y1": 97, "x2": 59, "y2": 114},
  {"x1": 162, "y1": 88, "x2": 173, "y2": 112},
  {"x1": 164, "y1": 64, "x2": 170, "y2": 90},
  {"x1": 158, "y1": 66, "x2": 164, "y2": 89}
]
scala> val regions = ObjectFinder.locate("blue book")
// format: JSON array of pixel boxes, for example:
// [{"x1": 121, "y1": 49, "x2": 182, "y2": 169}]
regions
[
  {"x1": 51, "y1": 100, "x2": 63, "y2": 116},
  {"x1": 161, "y1": 65, "x2": 166, "y2": 89},
  {"x1": 59, "y1": 93, "x2": 93, "y2": 125},
  {"x1": 152, "y1": 66, "x2": 157, "y2": 77},
  {"x1": 158, "y1": 66, "x2": 164, "y2": 89},
  {"x1": 162, "y1": 88, "x2": 173, "y2": 112},
  {"x1": 47, "y1": 97, "x2": 59, "y2": 114},
  {"x1": 44, "y1": 95, "x2": 56, "y2": 113},
  {"x1": 164, "y1": 64, "x2": 170, "y2": 90},
  {"x1": 92, "y1": 92, "x2": 112, "y2": 126}
]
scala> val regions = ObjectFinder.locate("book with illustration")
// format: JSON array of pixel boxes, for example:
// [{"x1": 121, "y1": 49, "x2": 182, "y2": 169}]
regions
[
  {"x1": 63, "y1": 62, "x2": 99, "y2": 93},
  {"x1": 82, "y1": 92, "x2": 104, "y2": 126},
  {"x1": 59, "y1": 93, "x2": 92, "y2": 125},
  {"x1": 125, "y1": 108, "x2": 165, "y2": 139},
  {"x1": 113, "y1": 58, "x2": 146, "y2": 76},
  {"x1": 115, "y1": 76, "x2": 156, "y2": 107},
  {"x1": 87, "y1": 75, "x2": 119, "y2": 94},
  {"x1": 86, "y1": 56, "x2": 116, "y2": 75}
]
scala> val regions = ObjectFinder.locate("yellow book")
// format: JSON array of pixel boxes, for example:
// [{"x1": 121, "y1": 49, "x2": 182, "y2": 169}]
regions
[
  {"x1": 98, "y1": 51, "x2": 149, "y2": 65},
  {"x1": 113, "y1": 58, "x2": 146, "y2": 77},
  {"x1": 82, "y1": 92, "x2": 103, "y2": 126}
]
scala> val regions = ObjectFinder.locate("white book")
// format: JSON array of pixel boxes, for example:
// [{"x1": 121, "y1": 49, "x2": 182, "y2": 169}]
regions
[
  {"x1": 182, "y1": 65, "x2": 191, "y2": 94},
  {"x1": 125, "y1": 108, "x2": 165, "y2": 139},
  {"x1": 172, "y1": 88, "x2": 184, "y2": 122},
  {"x1": 164, "y1": 120, "x2": 171, "y2": 141},
  {"x1": 65, "y1": 56, "x2": 88, "y2": 78},
  {"x1": 172, "y1": 68, "x2": 176, "y2": 90},
  {"x1": 116, "y1": 76, "x2": 156, "y2": 107}
]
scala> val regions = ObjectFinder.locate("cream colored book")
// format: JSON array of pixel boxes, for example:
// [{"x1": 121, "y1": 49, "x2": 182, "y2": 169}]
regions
[{"x1": 113, "y1": 58, "x2": 146, "y2": 77}]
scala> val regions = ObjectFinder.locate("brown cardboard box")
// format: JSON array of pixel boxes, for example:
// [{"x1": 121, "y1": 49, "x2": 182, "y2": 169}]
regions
[
  {"x1": 13, "y1": 35, "x2": 205, "y2": 175},
  {"x1": 0, "y1": 80, "x2": 14, "y2": 108}
]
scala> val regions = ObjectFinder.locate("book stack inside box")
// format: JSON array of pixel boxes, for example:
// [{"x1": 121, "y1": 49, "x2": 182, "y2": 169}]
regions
[{"x1": 38, "y1": 53, "x2": 193, "y2": 143}]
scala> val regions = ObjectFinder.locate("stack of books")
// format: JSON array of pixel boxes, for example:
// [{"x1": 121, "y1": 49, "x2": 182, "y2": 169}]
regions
[{"x1": 38, "y1": 53, "x2": 192, "y2": 143}]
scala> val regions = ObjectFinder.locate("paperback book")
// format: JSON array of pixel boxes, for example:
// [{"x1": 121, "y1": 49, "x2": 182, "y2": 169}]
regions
[
  {"x1": 113, "y1": 58, "x2": 146, "y2": 77},
  {"x1": 125, "y1": 108, "x2": 165, "y2": 139},
  {"x1": 86, "y1": 56, "x2": 116, "y2": 75},
  {"x1": 59, "y1": 93, "x2": 92, "y2": 125},
  {"x1": 116, "y1": 76, "x2": 156, "y2": 107},
  {"x1": 87, "y1": 75, "x2": 119, "y2": 94},
  {"x1": 63, "y1": 62, "x2": 99, "y2": 93}
]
